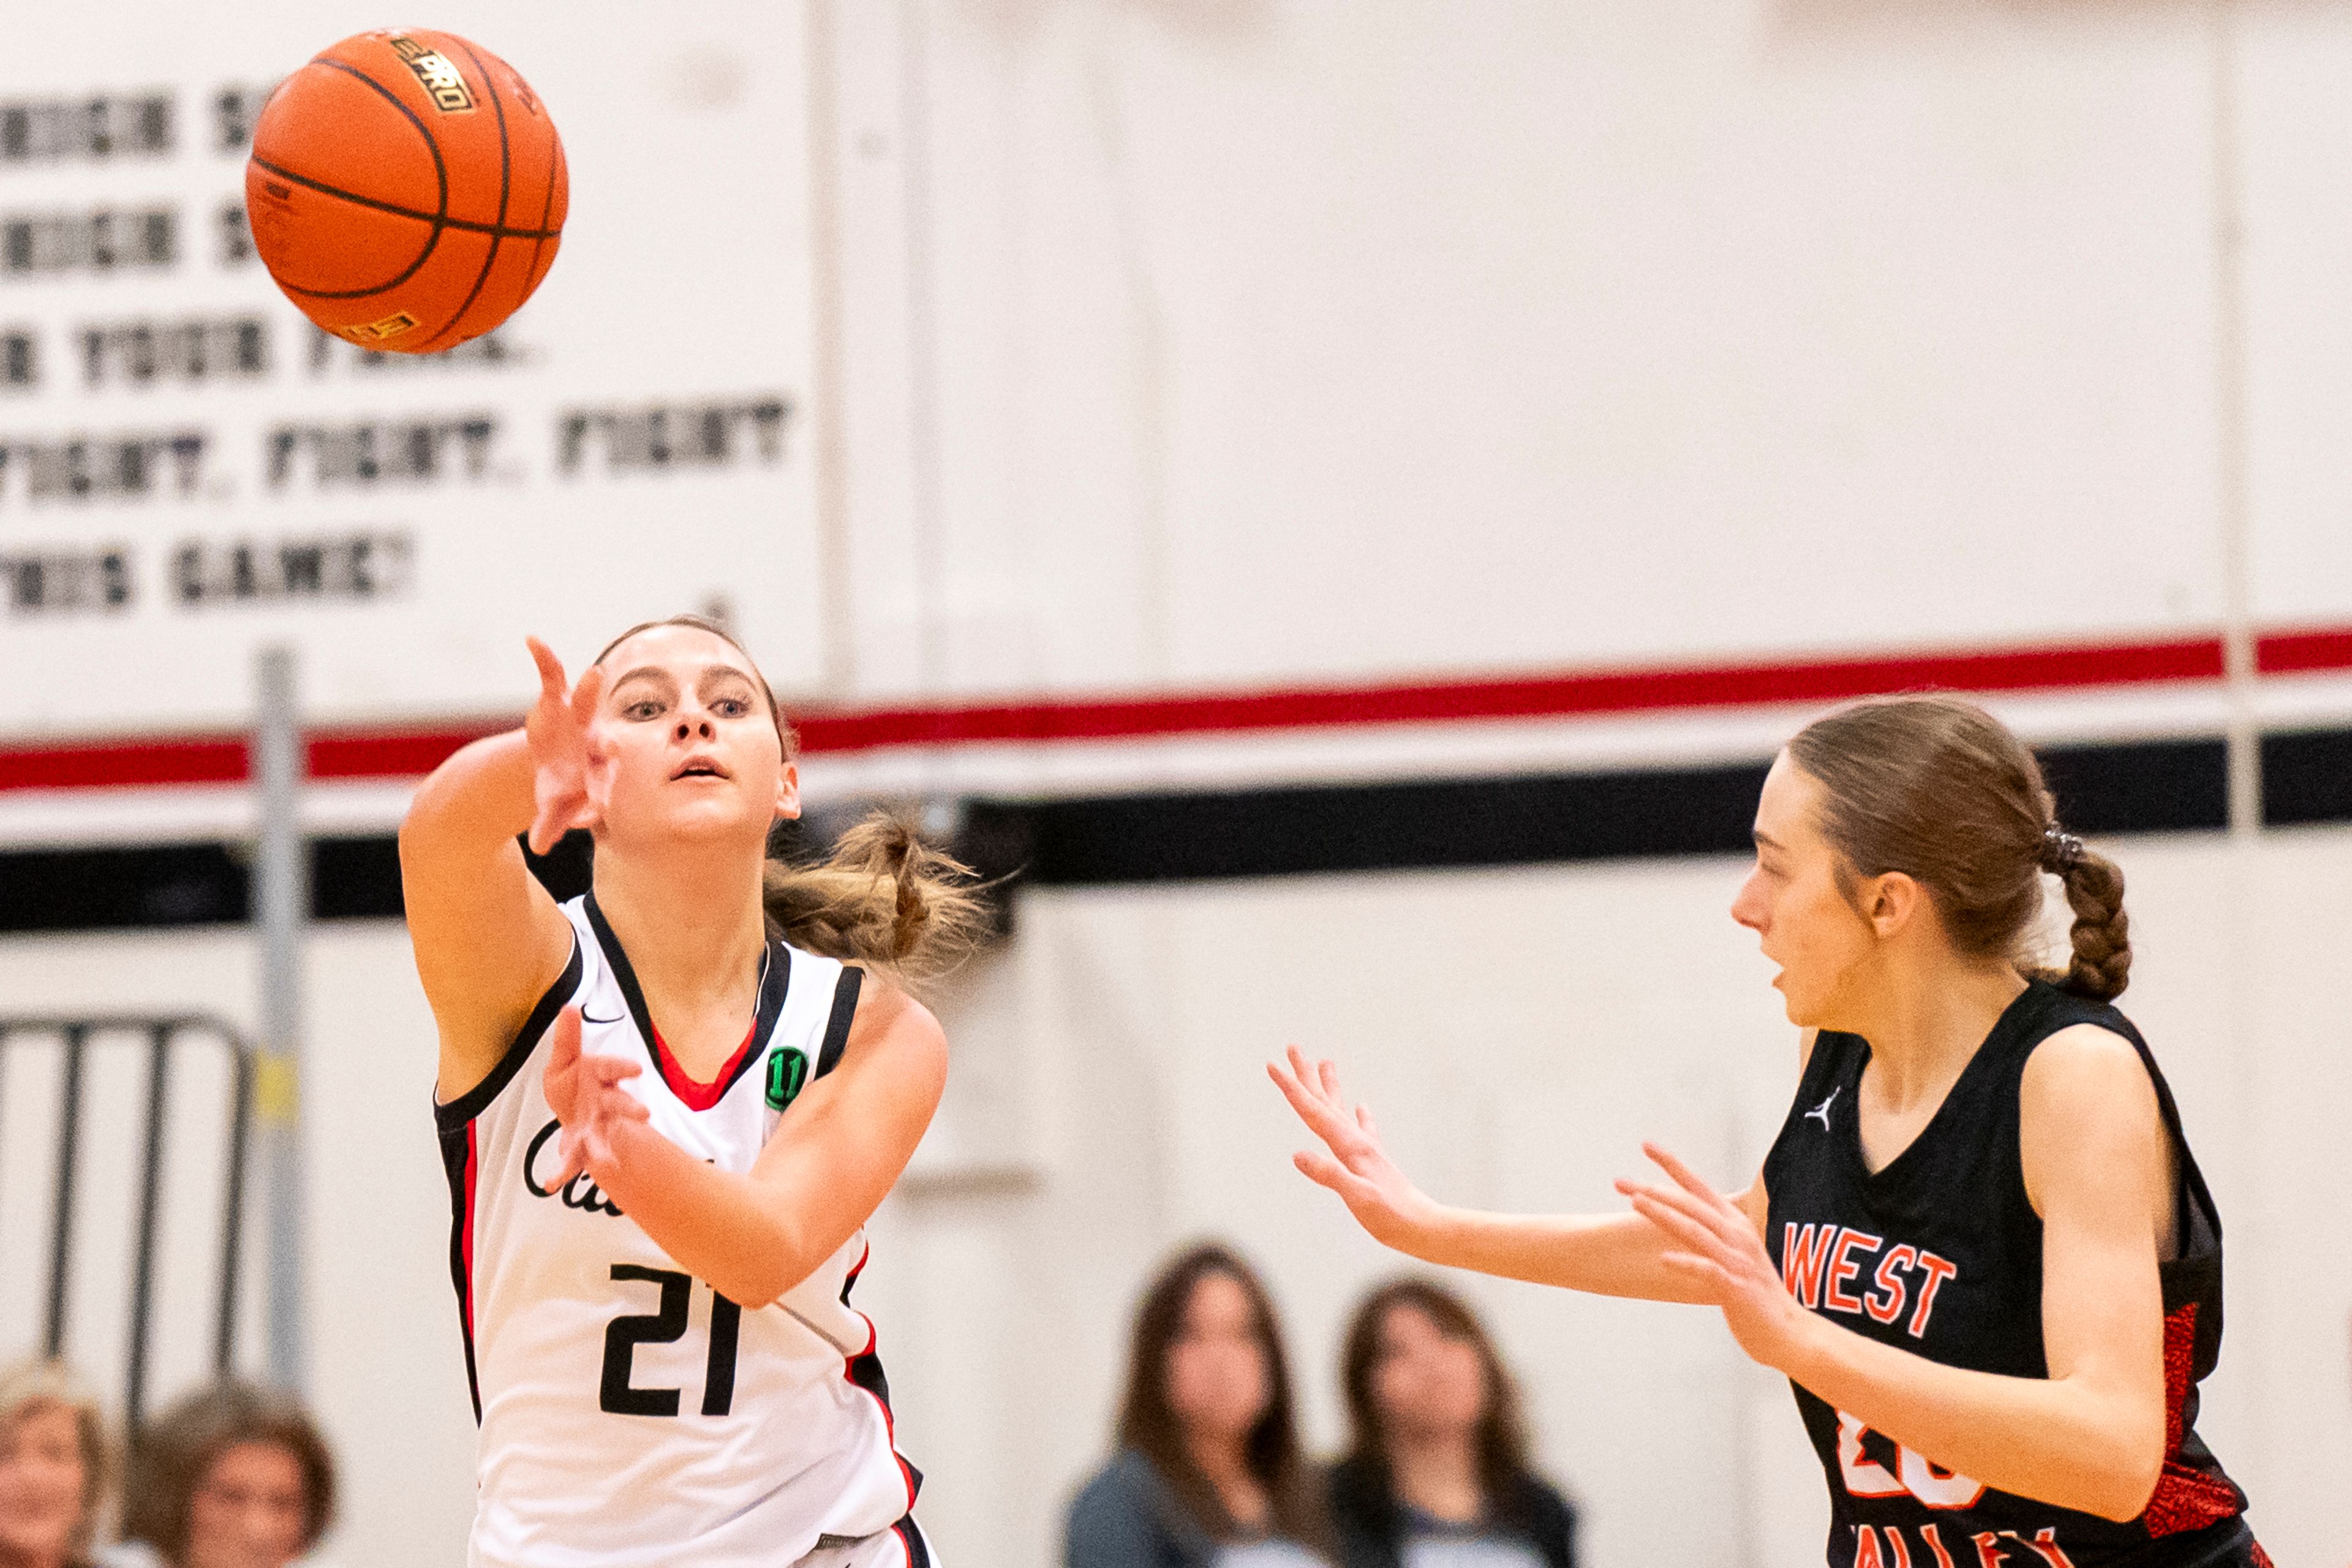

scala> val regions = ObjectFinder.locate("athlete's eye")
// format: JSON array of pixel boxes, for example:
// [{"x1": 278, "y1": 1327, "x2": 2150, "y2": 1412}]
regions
[
  {"x1": 622, "y1": 699, "x2": 665, "y2": 721},
  {"x1": 713, "y1": 696, "x2": 750, "y2": 718}
]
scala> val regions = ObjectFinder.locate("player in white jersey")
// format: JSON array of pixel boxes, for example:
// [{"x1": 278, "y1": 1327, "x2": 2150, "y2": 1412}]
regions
[{"x1": 399, "y1": 615, "x2": 984, "y2": 1568}]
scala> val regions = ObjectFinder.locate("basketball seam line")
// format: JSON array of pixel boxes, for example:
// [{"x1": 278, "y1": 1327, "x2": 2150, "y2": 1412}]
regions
[
  {"x1": 249, "y1": 157, "x2": 560, "y2": 243},
  {"x1": 415, "y1": 37, "x2": 516, "y2": 350},
  {"x1": 264, "y1": 58, "x2": 457, "y2": 299}
]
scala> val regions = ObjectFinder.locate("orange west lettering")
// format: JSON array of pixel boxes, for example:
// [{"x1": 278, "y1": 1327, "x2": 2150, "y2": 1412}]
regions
[{"x1": 1783, "y1": 1223, "x2": 1835, "y2": 1308}]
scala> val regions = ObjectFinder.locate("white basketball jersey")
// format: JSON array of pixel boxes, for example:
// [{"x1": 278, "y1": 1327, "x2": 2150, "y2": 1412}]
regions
[{"x1": 435, "y1": 894, "x2": 919, "y2": 1568}]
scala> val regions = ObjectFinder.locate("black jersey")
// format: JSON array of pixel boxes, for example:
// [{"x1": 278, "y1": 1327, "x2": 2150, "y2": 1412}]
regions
[{"x1": 1761, "y1": 981, "x2": 2263, "y2": 1568}]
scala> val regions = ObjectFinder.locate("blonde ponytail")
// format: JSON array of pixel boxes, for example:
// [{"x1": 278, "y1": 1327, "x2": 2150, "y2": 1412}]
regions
[{"x1": 760, "y1": 812, "x2": 990, "y2": 981}]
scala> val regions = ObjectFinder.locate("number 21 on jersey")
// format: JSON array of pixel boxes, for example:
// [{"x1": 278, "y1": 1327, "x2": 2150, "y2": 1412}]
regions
[
  {"x1": 601, "y1": 1265, "x2": 743, "y2": 1417},
  {"x1": 1838, "y1": 1411, "x2": 1987, "y2": 1509}
]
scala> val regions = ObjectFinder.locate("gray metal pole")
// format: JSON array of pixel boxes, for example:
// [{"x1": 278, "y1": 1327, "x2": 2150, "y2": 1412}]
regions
[
  {"x1": 254, "y1": 646, "x2": 308, "y2": 1393},
  {"x1": 2210, "y1": 0, "x2": 2262, "y2": 842}
]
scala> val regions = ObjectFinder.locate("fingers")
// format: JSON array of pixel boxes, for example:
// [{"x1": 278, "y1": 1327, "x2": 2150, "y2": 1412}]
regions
[
  {"x1": 550, "y1": 1050, "x2": 647, "y2": 1184},
  {"x1": 549, "y1": 1006, "x2": 581, "y2": 1068},
  {"x1": 584, "y1": 1054, "x2": 643, "y2": 1087},
  {"x1": 548, "y1": 1014, "x2": 639, "y2": 1124},
  {"x1": 1626, "y1": 1191, "x2": 1736, "y2": 1266},
  {"x1": 549, "y1": 1127, "x2": 586, "y2": 1186},
  {"x1": 1267, "y1": 1060, "x2": 1355, "y2": 1148},
  {"x1": 1643, "y1": 1142, "x2": 1738, "y2": 1214},
  {"x1": 1292, "y1": 1150, "x2": 1382, "y2": 1210},
  {"x1": 569, "y1": 661, "x2": 606, "y2": 728},
  {"x1": 1617, "y1": 1174, "x2": 1741, "y2": 1250},
  {"x1": 1657, "y1": 1252, "x2": 1730, "y2": 1294},
  {"x1": 543, "y1": 1009, "x2": 579, "y2": 1115},
  {"x1": 1285, "y1": 1045, "x2": 1327, "y2": 1101},
  {"x1": 527, "y1": 637, "x2": 568, "y2": 704},
  {"x1": 1293, "y1": 1148, "x2": 1352, "y2": 1192}
]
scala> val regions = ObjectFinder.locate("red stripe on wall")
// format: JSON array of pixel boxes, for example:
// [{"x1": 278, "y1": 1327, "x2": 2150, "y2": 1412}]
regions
[
  {"x1": 0, "y1": 625, "x2": 2343, "y2": 795},
  {"x1": 790, "y1": 633, "x2": 2231, "y2": 753},
  {"x1": 2256, "y1": 624, "x2": 2352, "y2": 676},
  {"x1": 0, "y1": 739, "x2": 251, "y2": 793}
]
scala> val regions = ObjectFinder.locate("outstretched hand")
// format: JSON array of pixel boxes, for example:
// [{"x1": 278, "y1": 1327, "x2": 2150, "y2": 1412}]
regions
[
  {"x1": 542, "y1": 1007, "x2": 650, "y2": 1185},
  {"x1": 1616, "y1": 1142, "x2": 1807, "y2": 1372},
  {"x1": 524, "y1": 637, "x2": 610, "y2": 856},
  {"x1": 1267, "y1": 1045, "x2": 1434, "y2": 1250}
]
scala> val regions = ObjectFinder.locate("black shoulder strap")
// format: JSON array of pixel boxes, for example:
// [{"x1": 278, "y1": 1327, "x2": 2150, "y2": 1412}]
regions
[{"x1": 815, "y1": 965, "x2": 864, "y2": 1079}]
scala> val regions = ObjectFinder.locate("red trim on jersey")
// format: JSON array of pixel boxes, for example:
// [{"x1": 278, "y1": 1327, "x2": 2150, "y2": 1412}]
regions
[
  {"x1": 2141, "y1": 1302, "x2": 2242, "y2": 1536},
  {"x1": 838, "y1": 1240, "x2": 921, "y2": 1513},
  {"x1": 844, "y1": 1317, "x2": 921, "y2": 1513},
  {"x1": 647, "y1": 1019, "x2": 761, "y2": 1114}
]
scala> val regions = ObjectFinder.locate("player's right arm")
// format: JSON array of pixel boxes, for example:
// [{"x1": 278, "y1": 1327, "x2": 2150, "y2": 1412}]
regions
[
  {"x1": 400, "y1": 639, "x2": 600, "y2": 1102},
  {"x1": 1269, "y1": 1045, "x2": 1725, "y2": 1304}
]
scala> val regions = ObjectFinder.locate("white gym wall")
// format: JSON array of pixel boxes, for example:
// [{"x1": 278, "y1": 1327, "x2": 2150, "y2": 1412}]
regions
[{"x1": 2, "y1": 2, "x2": 2350, "y2": 1564}]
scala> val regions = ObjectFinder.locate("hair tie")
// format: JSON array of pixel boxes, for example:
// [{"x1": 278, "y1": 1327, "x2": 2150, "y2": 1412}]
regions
[{"x1": 2040, "y1": 824, "x2": 2086, "y2": 875}]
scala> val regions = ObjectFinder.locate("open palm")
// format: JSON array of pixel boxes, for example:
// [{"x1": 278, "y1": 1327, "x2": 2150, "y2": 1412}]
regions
[
  {"x1": 1617, "y1": 1142, "x2": 1808, "y2": 1373},
  {"x1": 1267, "y1": 1045, "x2": 1434, "y2": 1248},
  {"x1": 542, "y1": 1007, "x2": 650, "y2": 1183}
]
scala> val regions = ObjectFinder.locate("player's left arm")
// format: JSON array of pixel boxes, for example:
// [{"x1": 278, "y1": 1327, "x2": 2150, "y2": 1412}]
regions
[
  {"x1": 546, "y1": 976, "x2": 948, "y2": 1306},
  {"x1": 1618, "y1": 1023, "x2": 2170, "y2": 1521}
]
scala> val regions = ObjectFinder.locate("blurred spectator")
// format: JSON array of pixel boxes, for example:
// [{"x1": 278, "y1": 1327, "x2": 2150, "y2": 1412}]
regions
[
  {"x1": 1327, "y1": 1280, "x2": 1575, "y2": 1568},
  {"x1": 110, "y1": 1382, "x2": 334, "y2": 1568},
  {"x1": 1067, "y1": 1242, "x2": 1330, "y2": 1568},
  {"x1": 0, "y1": 1357, "x2": 110, "y2": 1568}
]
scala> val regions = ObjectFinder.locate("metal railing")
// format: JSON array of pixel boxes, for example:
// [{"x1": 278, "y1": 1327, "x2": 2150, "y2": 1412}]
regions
[{"x1": 0, "y1": 1014, "x2": 253, "y2": 1429}]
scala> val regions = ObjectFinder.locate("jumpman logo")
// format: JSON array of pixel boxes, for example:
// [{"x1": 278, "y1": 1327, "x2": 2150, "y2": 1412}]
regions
[{"x1": 1804, "y1": 1087, "x2": 1840, "y2": 1131}]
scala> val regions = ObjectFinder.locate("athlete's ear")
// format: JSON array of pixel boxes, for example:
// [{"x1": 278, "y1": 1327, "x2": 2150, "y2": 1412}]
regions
[
  {"x1": 1864, "y1": 872, "x2": 1922, "y2": 938},
  {"x1": 772, "y1": 758, "x2": 801, "y2": 821}
]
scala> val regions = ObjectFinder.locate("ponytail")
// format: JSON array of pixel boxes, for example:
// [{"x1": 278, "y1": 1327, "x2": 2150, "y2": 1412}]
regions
[
  {"x1": 2036, "y1": 827, "x2": 2131, "y2": 1001},
  {"x1": 760, "y1": 812, "x2": 990, "y2": 981}
]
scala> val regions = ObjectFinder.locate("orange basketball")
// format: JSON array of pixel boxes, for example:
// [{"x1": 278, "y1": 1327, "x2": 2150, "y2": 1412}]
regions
[{"x1": 245, "y1": 29, "x2": 567, "y2": 354}]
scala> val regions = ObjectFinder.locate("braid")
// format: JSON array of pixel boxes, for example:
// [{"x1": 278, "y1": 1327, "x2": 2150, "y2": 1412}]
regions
[
  {"x1": 2045, "y1": 848, "x2": 2132, "y2": 1001},
  {"x1": 759, "y1": 811, "x2": 989, "y2": 983}
]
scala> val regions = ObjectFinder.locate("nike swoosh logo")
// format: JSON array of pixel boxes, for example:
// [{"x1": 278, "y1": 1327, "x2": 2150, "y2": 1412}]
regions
[{"x1": 580, "y1": 1010, "x2": 625, "y2": 1025}]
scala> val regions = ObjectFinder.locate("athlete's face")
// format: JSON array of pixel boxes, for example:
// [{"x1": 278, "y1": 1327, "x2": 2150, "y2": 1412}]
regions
[
  {"x1": 1732, "y1": 752, "x2": 1882, "y2": 1027},
  {"x1": 184, "y1": 1441, "x2": 309, "y2": 1568},
  {"x1": 1368, "y1": 1302, "x2": 1487, "y2": 1446},
  {"x1": 0, "y1": 1400, "x2": 86, "y2": 1563},
  {"x1": 591, "y1": 625, "x2": 799, "y2": 849},
  {"x1": 1164, "y1": 1270, "x2": 1272, "y2": 1445}
]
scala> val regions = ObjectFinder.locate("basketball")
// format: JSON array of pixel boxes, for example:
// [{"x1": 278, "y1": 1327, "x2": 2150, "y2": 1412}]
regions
[{"x1": 244, "y1": 28, "x2": 567, "y2": 353}]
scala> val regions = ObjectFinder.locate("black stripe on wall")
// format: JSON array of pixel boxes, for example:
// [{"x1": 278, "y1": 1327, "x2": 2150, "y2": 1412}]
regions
[
  {"x1": 989, "y1": 734, "x2": 2232, "y2": 888},
  {"x1": 0, "y1": 729, "x2": 2334, "y2": 933}
]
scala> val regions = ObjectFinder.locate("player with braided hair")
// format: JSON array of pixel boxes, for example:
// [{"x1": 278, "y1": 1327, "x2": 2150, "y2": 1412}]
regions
[
  {"x1": 1274, "y1": 693, "x2": 2266, "y2": 1567},
  {"x1": 404, "y1": 616, "x2": 984, "y2": 1567}
]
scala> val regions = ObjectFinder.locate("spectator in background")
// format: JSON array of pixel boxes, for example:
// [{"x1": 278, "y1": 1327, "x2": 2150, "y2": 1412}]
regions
[
  {"x1": 1327, "y1": 1280, "x2": 1576, "y2": 1568},
  {"x1": 1068, "y1": 1242, "x2": 1331, "y2": 1568},
  {"x1": 112, "y1": 1382, "x2": 334, "y2": 1568},
  {"x1": 0, "y1": 1357, "x2": 109, "y2": 1568}
]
